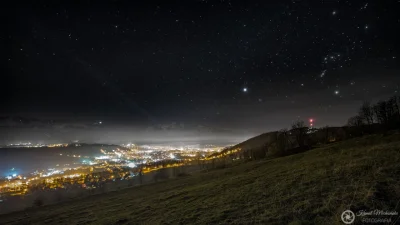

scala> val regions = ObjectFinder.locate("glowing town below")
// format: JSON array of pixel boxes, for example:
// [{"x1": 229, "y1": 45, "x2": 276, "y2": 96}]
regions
[{"x1": 0, "y1": 143, "x2": 230, "y2": 198}]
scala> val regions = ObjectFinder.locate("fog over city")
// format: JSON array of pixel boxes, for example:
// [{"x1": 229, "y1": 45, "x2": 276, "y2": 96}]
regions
[{"x1": 0, "y1": 116, "x2": 255, "y2": 145}]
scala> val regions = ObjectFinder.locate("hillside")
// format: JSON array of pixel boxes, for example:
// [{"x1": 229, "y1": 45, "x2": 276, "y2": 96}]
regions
[
  {"x1": 1, "y1": 133, "x2": 400, "y2": 224},
  {"x1": 216, "y1": 126, "x2": 347, "y2": 156},
  {"x1": 230, "y1": 131, "x2": 279, "y2": 150}
]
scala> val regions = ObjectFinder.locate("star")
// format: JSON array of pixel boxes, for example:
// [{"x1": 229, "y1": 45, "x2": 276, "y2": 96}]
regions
[
  {"x1": 320, "y1": 70, "x2": 326, "y2": 77},
  {"x1": 334, "y1": 90, "x2": 339, "y2": 95},
  {"x1": 243, "y1": 87, "x2": 248, "y2": 92},
  {"x1": 332, "y1": 11, "x2": 337, "y2": 15}
]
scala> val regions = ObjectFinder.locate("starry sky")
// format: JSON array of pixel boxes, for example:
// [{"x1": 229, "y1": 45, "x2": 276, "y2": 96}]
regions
[{"x1": 2, "y1": 1, "x2": 400, "y2": 144}]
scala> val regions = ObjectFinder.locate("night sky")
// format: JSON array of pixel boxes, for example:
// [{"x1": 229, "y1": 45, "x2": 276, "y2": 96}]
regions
[{"x1": 2, "y1": 1, "x2": 400, "y2": 144}]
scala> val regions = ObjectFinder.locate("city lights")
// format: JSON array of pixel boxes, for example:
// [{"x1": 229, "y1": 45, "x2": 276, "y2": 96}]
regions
[
  {"x1": 0, "y1": 142, "x2": 225, "y2": 198},
  {"x1": 127, "y1": 162, "x2": 136, "y2": 168}
]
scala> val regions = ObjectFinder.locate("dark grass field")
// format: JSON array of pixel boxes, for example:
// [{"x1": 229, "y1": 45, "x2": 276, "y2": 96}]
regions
[{"x1": 1, "y1": 133, "x2": 400, "y2": 225}]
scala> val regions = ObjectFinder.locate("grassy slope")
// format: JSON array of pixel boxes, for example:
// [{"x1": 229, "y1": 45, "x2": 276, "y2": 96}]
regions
[
  {"x1": 1, "y1": 133, "x2": 400, "y2": 225},
  {"x1": 220, "y1": 131, "x2": 277, "y2": 154}
]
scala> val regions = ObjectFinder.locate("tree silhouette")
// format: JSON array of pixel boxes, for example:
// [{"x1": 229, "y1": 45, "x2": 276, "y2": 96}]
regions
[
  {"x1": 291, "y1": 120, "x2": 308, "y2": 147},
  {"x1": 276, "y1": 129, "x2": 290, "y2": 153},
  {"x1": 347, "y1": 116, "x2": 364, "y2": 127},
  {"x1": 348, "y1": 95, "x2": 400, "y2": 129},
  {"x1": 358, "y1": 101, "x2": 374, "y2": 125},
  {"x1": 387, "y1": 96, "x2": 399, "y2": 123},
  {"x1": 373, "y1": 101, "x2": 389, "y2": 124}
]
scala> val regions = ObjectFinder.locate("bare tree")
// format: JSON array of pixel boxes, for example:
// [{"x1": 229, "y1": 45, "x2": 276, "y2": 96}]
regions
[
  {"x1": 373, "y1": 104, "x2": 381, "y2": 124},
  {"x1": 347, "y1": 115, "x2": 364, "y2": 127},
  {"x1": 350, "y1": 95, "x2": 400, "y2": 129},
  {"x1": 396, "y1": 96, "x2": 400, "y2": 114},
  {"x1": 387, "y1": 96, "x2": 400, "y2": 122},
  {"x1": 393, "y1": 96, "x2": 400, "y2": 115},
  {"x1": 323, "y1": 125, "x2": 330, "y2": 138},
  {"x1": 291, "y1": 120, "x2": 308, "y2": 147},
  {"x1": 374, "y1": 101, "x2": 389, "y2": 124},
  {"x1": 358, "y1": 101, "x2": 374, "y2": 124},
  {"x1": 292, "y1": 120, "x2": 306, "y2": 129},
  {"x1": 386, "y1": 97, "x2": 396, "y2": 121},
  {"x1": 276, "y1": 129, "x2": 290, "y2": 153},
  {"x1": 397, "y1": 96, "x2": 400, "y2": 122}
]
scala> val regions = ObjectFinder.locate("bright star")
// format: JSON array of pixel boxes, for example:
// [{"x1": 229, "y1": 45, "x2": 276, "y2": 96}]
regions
[
  {"x1": 243, "y1": 88, "x2": 247, "y2": 92},
  {"x1": 320, "y1": 70, "x2": 326, "y2": 77},
  {"x1": 334, "y1": 90, "x2": 339, "y2": 95}
]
